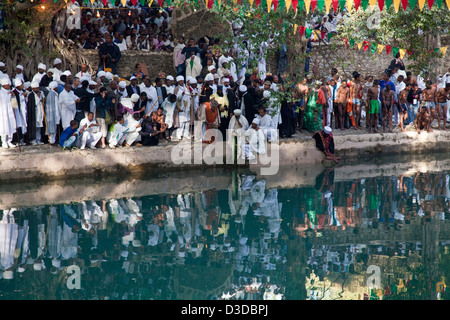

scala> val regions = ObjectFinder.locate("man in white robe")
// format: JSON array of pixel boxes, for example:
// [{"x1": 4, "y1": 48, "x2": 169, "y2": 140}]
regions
[
  {"x1": 59, "y1": 82, "x2": 80, "y2": 129},
  {"x1": 52, "y1": 58, "x2": 64, "y2": 85},
  {"x1": 107, "y1": 116, "x2": 129, "y2": 148},
  {"x1": 45, "y1": 81, "x2": 61, "y2": 145},
  {"x1": 78, "y1": 111, "x2": 102, "y2": 149},
  {"x1": 0, "y1": 77, "x2": 17, "y2": 149},
  {"x1": 162, "y1": 94, "x2": 177, "y2": 139},
  {"x1": 119, "y1": 112, "x2": 142, "y2": 147},
  {"x1": 227, "y1": 109, "x2": 249, "y2": 160},
  {"x1": 139, "y1": 77, "x2": 158, "y2": 112},
  {"x1": 241, "y1": 118, "x2": 266, "y2": 160},
  {"x1": 29, "y1": 81, "x2": 45, "y2": 145},
  {"x1": 175, "y1": 87, "x2": 191, "y2": 140}
]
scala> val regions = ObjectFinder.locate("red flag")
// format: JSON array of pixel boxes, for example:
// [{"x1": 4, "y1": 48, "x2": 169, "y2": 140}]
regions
[
  {"x1": 292, "y1": 0, "x2": 298, "y2": 11},
  {"x1": 72, "y1": 0, "x2": 76, "y2": 3},
  {"x1": 208, "y1": 0, "x2": 214, "y2": 8},
  {"x1": 344, "y1": 38, "x2": 349, "y2": 47},
  {"x1": 157, "y1": 0, "x2": 164, "y2": 6},
  {"x1": 354, "y1": 0, "x2": 361, "y2": 10},
  {"x1": 273, "y1": 0, "x2": 279, "y2": 10},
  {"x1": 320, "y1": 31, "x2": 327, "y2": 40},
  {"x1": 385, "y1": 45, "x2": 392, "y2": 55},
  {"x1": 407, "y1": 50, "x2": 413, "y2": 56},
  {"x1": 311, "y1": 0, "x2": 317, "y2": 11},
  {"x1": 103, "y1": 0, "x2": 107, "y2": 5},
  {"x1": 427, "y1": 0, "x2": 434, "y2": 9},
  {"x1": 378, "y1": 0, "x2": 385, "y2": 10},
  {"x1": 363, "y1": 41, "x2": 370, "y2": 52},
  {"x1": 401, "y1": 0, "x2": 408, "y2": 10},
  {"x1": 299, "y1": 26, "x2": 306, "y2": 37},
  {"x1": 255, "y1": 0, "x2": 261, "y2": 6},
  {"x1": 131, "y1": 0, "x2": 137, "y2": 5},
  {"x1": 332, "y1": 0, "x2": 339, "y2": 11}
]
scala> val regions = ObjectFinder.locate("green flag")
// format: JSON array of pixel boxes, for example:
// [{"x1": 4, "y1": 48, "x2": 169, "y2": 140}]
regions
[
  {"x1": 371, "y1": 43, "x2": 377, "y2": 54},
  {"x1": 361, "y1": 0, "x2": 369, "y2": 10},
  {"x1": 140, "y1": 0, "x2": 145, "y2": 5},
  {"x1": 409, "y1": 0, "x2": 417, "y2": 9},
  {"x1": 317, "y1": 0, "x2": 325, "y2": 11},
  {"x1": 279, "y1": 0, "x2": 286, "y2": 10},
  {"x1": 298, "y1": 0, "x2": 304, "y2": 11},
  {"x1": 327, "y1": 33, "x2": 335, "y2": 41},
  {"x1": 305, "y1": 28, "x2": 312, "y2": 39},
  {"x1": 435, "y1": 0, "x2": 443, "y2": 7},
  {"x1": 339, "y1": 0, "x2": 346, "y2": 10},
  {"x1": 349, "y1": 38, "x2": 355, "y2": 47},
  {"x1": 392, "y1": 47, "x2": 399, "y2": 57},
  {"x1": 385, "y1": 0, "x2": 393, "y2": 8}
]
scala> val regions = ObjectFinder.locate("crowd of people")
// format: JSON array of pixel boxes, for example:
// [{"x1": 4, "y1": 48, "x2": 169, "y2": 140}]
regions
[{"x1": 0, "y1": 3, "x2": 449, "y2": 163}]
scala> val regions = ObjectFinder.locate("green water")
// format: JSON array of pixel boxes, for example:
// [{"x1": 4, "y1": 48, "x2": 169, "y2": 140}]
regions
[{"x1": 1, "y1": 159, "x2": 450, "y2": 300}]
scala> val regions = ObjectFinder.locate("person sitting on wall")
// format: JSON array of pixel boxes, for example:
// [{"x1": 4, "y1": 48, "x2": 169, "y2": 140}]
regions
[{"x1": 312, "y1": 126, "x2": 342, "y2": 164}]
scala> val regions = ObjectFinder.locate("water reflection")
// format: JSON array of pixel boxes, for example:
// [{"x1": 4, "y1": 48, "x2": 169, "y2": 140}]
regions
[{"x1": 1, "y1": 168, "x2": 450, "y2": 300}]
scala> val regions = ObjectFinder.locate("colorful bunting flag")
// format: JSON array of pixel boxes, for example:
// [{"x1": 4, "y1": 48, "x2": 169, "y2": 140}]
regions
[
  {"x1": 317, "y1": 0, "x2": 325, "y2": 11},
  {"x1": 386, "y1": 45, "x2": 392, "y2": 55},
  {"x1": 434, "y1": 0, "x2": 442, "y2": 7},
  {"x1": 370, "y1": 43, "x2": 377, "y2": 53},
  {"x1": 305, "y1": 28, "x2": 313, "y2": 39},
  {"x1": 377, "y1": 44, "x2": 385, "y2": 54},
  {"x1": 409, "y1": 0, "x2": 417, "y2": 8},
  {"x1": 378, "y1": 0, "x2": 385, "y2": 10},
  {"x1": 267, "y1": 0, "x2": 273, "y2": 11},
  {"x1": 349, "y1": 38, "x2": 355, "y2": 46},
  {"x1": 285, "y1": 0, "x2": 292, "y2": 11},
  {"x1": 299, "y1": 25, "x2": 306, "y2": 37},
  {"x1": 311, "y1": 0, "x2": 317, "y2": 11},
  {"x1": 327, "y1": 33, "x2": 335, "y2": 41},
  {"x1": 418, "y1": 0, "x2": 426, "y2": 9},
  {"x1": 357, "y1": 42, "x2": 363, "y2": 50},
  {"x1": 393, "y1": 0, "x2": 401, "y2": 11},
  {"x1": 361, "y1": 0, "x2": 369, "y2": 10},
  {"x1": 304, "y1": 0, "x2": 311, "y2": 13},
  {"x1": 363, "y1": 41, "x2": 370, "y2": 51},
  {"x1": 440, "y1": 46, "x2": 448, "y2": 55},
  {"x1": 399, "y1": 48, "x2": 406, "y2": 59},
  {"x1": 392, "y1": 47, "x2": 399, "y2": 57},
  {"x1": 427, "y1": 0, "x2": 434, "y2": 8},
  {"x1": 293, "y1": 23, "x2": 298, "y2": 34},
  {"x1": 401, "y1": 0, "x2": 408, "y2": 9},
  {"x1": 272, "y1": 0, "x2": 279, "y2": 10},
  {"x1": 325, "y1": 0, "x2": 333, "y2": 12},
  {"x1": 334, "y1": 0, "x2": 340, "y2": 11},
  {"x1": 369, "y1": 0, "x2": 377, "y2": 11},
  {"x1": 321, "y1": 31, "x2": 327, "y2": 39},
  {"x1": 347, "y1": 0, "x2": 354, "y2": 10},
  {"x1": 292, "y1": 0, "x2": 299, "y2": 10}
]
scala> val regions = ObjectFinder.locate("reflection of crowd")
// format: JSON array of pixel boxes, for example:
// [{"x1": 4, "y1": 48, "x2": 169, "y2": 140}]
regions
[
  {"x1": 0, "y1": 174, "x2": 286, "y2": 300},
  {"x1": 293, "y1": 170, "x2": 450, "y2": 238},
  {"x1": 2, "y1": 170, "x2": 450, "y2": 299}
]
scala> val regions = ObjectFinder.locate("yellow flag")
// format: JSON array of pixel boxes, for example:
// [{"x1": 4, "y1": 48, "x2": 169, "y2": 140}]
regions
[
  {"x1": 346, "y1": 0, "x2": 353, "y2": 11},
  {"x1": 90, "y1": 0, "x2": 95, "y2": 4},
  {"x1": 305, "y1": 0, "x2": 311, "y2": 13},
  {"x1": 418, "y1": 0, "x2": 426, "y2": 10},
  {"x1": 440, "y1": 47, "x2": 448, "y2": 56},
  {"x1": 121, "y1": 0, "x2": 127, "y2": 6},
  {"x1": 393, "y1": 0, "x2": 400, "y2": 12},
  {"x1": 357, "y1": 43, "x2": 363, "y2": 50},
  {"x1": 369, "y1": 0, "x2": 377, "y2": 11},
  {"x1": 286, "y1": 0, "x2": 292, "y2": 11},
  {"x1": 267, "y1": 0, "x2": 273, "y2": 11},
  {"x1": 293, "y1": 23, "x2": 298, "y2": 34},
  {"x1": 218, "y1": 0, "x2": 222, "y2": 8},
  {"x1": 325, "y1": 0, "x2": 332, "y2": 12},
  {"x1": 377, "y1": 44, "x2": 385, "y2": 54},
  {"x1": 399, "y1": 48, "x2": 406, "y2": 59},
  {"x1": 447, "y1": 0, "x2": 450, "y2": 10},
  {"x1": 249, "y1": 0, "x2": 254, "y2": 5}
]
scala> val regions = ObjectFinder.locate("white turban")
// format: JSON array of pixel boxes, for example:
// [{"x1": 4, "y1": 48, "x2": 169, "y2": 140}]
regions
[
  {"x1": 97, "y1": 71, "x2": 106, "y2": 78},
  {"x1": 2, "y1": 270, "x2": 13, "y2": 280},
  {"x1": 118, "y1": 81, "x2": 127, "y2": 88},
  {"x1": 208, "y1": 65, "x2": 216, "y2": 71},
  {"x1": 239, "y1": 85, "x2": 247, "y2": 92},
  {"x1": 233, "y1": 109, "x2": 242, "y2": 115},
  {"x1": 205, "y1": 73, "x2": 214, "y2": 82},
  {"x1": 0, "y1": 62, "x2": 5, "y2": 67},
  {"x1": 31, "y1": 81, "x2": 40, "y2": 88},
  {"x1": 105, "y1": 72, "x2": 113, "y2": 80},
  {"x1": 1, "y1": 78, "x2": 11, "y2": 86},
  {"x1": 131, "y1": 93, "x2": 140, "y2": 102},
  {"x1": 52, "y1": 258, "x2": 61, "y2": 268},
  {"x1": 89, "y1": 80, "x2": 97, "y2": 86},
  {"x1": 23, "y1": 82, "x2": 31, "y2": 90},
  {"x1": 14, "y1": 79, "x2": 23, "y2": 87},
  {"x1": 33, "y1": 262, "x2": 43, "y2": 271},
  {"x1": 38, "y1": 63, "x2": 47, "y2": 71},
  {"x1": 324, "y1": 126, "x2": 332, "y2": 134},
  {"x1": 223, "y1": 78, "x2": 230, "y2": 83},
  {"x1": 190, "y1": 78, "x2": 197, "y2": 85},
  {"x1": 47, "y1": 68, "x2": 55, "y2": 74},
  {"x1": 62, "y1": 70, "x2": 72, "y2": 76},
  {"x1": 16, "y1": 65, "x2": 24, "y2": 71},
  {"x1": 176, "y1": 75, "x2": 184, "y2": 82},
  {"x1": 130, "y1": 76, "x2": 137, "y2": 81},
  {"x1": 48, "y1": 81, "x2": 58, "y2": 90},
  {"x1": 252, "y1": 118, "x2": 260, "y2": 125},
  {"x1": 214, "y1": 74, "x2": 220, "y2": 79},
  {"x1": 186, "y1": 76, "x2": 193, "y2": 83},
  {"x1": 53, "y1": 58, "x2": 62, "y2": 65},
  {"x1": 166, "y1": 75, "x2": 174, "y2": 81}
]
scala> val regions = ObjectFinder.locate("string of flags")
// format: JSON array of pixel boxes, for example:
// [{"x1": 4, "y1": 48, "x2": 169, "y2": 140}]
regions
[
  {"x1": 42, "y1": 0, "x2": 450, "y2": 11},
  {"x1": 292, "y1": 24, "x2": 448, "y2": 59}
]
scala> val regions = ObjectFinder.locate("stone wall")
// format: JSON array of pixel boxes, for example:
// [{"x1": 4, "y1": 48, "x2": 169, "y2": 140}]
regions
[
  {"x1": 309, "y1": 35, "x2": 450, "y2": 80},
  {"x1": 81, "y1": 49, "x2": 176, "y2": 79}
]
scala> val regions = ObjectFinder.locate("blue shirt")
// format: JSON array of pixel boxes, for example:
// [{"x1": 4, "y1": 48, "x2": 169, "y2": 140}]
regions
[
  {"x1": 379, "y1": 80, "x2": 396, "y2": 100},
  {"x1": 59, "y1": 126, "x2": 77, "y2": 147}
]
